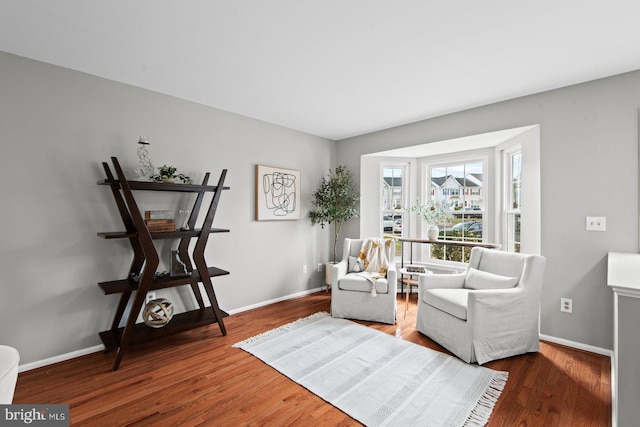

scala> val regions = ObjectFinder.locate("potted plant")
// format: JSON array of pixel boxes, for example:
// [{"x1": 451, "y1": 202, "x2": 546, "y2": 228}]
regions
[
  {"x1": 157, "y1": 165, "x2": 177, "y2": 182},
  {"x1": 152, "y1": 165, "x2": 193, "y2": 184},
  {"x1": 409, "y1": 200, "x2": 452, "y2": 240},
  {"x1": 309, "y1": 165, "x2": 360, "y2": 284}
]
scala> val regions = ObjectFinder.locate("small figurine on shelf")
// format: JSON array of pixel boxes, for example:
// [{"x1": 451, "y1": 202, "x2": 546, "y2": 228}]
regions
[
  {"x1": 179, "y1": 210, "x2": 191, "y2": 230},
  {"x1": 170, "y1": 250, "x2": 192, "y2": 277},
  {"x1": 134, "y1": 136, "x2": 155, "y2": 180}
]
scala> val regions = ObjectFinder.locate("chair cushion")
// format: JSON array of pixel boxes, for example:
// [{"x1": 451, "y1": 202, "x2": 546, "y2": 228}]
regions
[
  {"x1": 423, "y1": 289, "x2": 469, "y2": 320},
  {"x1": 464, "y1": 267, "x2": 519, "y2": 290},
  {"x1": 338, "y1": 273, "x2": 389, "y2": 294},
  {"x1": 474, "y1": 250, "x2": 526, "y2": 279},
  {"x1": 348, "y1": 256, "x2": 364, "y2": 272}
]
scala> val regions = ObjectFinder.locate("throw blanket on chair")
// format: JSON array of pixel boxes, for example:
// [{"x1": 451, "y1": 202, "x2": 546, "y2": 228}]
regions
[{"x1": 357, "y1": 238, "x2": 392, "y2": 297}]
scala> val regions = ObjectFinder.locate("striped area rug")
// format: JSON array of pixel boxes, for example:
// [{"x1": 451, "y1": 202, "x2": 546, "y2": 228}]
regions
[{"x1": 233, "y1": 312, "x2": 507, "y2": 426}]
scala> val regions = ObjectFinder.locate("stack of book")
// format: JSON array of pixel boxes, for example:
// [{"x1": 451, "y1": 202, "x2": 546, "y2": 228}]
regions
[
  {"x1": 145, "y1": 210, "x2": 175, "y2": 232},
  {"x1": 406, "y1": 264, "x2": 427, "y2": 273}
]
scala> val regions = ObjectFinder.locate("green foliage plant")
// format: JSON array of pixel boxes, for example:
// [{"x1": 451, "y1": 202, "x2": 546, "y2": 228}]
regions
[
  {"x1": 152, "y1": 165, "x2": 193, "y2": 184},
  {"x1": 409, "y1": 200, "x2": 452, "y2": 226},
  {"x1": 309, "y1": 165, "x2": 360, "y2": 263}
]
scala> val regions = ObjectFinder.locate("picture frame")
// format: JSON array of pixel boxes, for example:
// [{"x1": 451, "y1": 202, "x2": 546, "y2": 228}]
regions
[{"x1": 255, "y1": 164, "x2": 301, "y2": 221}]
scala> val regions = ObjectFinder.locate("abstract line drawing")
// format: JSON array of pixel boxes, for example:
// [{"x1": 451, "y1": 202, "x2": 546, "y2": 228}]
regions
[
  {"x1": 256, "y1": 165, "x2": 301, "y2": 221},
  {"x1": 263, "y1": 171, "x2": 297, "y2": 216}
]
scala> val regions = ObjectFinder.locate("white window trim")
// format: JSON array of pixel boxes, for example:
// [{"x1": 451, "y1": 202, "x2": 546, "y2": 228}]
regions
[
  {"x1": 380, "y1": 162, "x2": 410, "y2": 237},
  {"x1": 361, "y1": 124, "x2": 541, "y2": 261},
  {"x1": 417, "y1": 149, "x2": 492, "y2": 267},
  {"x1": 501, "y1": 144, "x2": 522, "y2": 252}
]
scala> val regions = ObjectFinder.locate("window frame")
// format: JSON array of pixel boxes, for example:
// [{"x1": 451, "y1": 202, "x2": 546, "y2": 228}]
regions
[
  {"x1": 419, "y1": 150, "x2": 491, "y2": 265},
  {"x1": 380, "y1": 162, "x2": 410, "y2": 239},
  {"x1": 502, "y1": 144, "x2": 522, "y2": 252}
]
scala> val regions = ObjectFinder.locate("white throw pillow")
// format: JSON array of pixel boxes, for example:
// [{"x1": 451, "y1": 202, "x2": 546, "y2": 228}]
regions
[
  {"x1": 348, "y1": 256, "x2": 364, "y2": 273},
  {"x1": 464, "y1": 267, "x2": 519, "y2": 290}
]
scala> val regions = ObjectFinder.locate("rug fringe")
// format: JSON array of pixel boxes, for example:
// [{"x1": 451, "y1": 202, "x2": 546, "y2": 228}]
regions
[
  {"x1": 232, "y1": 311, "x2": 330, "y2": 348},
  {"x1": 463, "y1": 371, "x2": 509, "y2": 426}
]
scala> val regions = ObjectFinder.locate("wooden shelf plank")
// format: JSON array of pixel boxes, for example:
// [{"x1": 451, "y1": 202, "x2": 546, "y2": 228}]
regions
[
  {"x1": 99, "y1": 308, "x2": 230, "y2": 352},
  {"x1": 97, "y1": 231, "x2": 138, "y2": 239},
  {"x1": 97, "y1": 228, "x2": 229, "y2": 240},
  {"x1": 97, "y1": 179, "x2": 230, "y2": 193},
  {"x1": 98, "y1": 266, "x2": 230, "y2": 295}
]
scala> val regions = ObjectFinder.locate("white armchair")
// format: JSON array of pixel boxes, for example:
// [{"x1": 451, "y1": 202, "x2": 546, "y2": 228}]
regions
[
  {"x1": 331, "y1": 238, "x2": 397, "y2": 324},
  {"x1": 0, "y1": 345, "x2": 19, "y2": 404},
  {"x1": 416, "y1": 247, "x2": 546, "y2": 364}
]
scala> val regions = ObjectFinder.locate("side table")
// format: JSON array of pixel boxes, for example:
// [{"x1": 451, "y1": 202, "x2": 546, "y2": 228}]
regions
[{"x1": 399, "y1": 267, "x2": 432, "y2": 318}]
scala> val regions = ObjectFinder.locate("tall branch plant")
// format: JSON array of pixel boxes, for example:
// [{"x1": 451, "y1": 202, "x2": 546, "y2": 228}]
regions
[{"x1": 309, "y1": 165, "x2": 360, "y2": 263}]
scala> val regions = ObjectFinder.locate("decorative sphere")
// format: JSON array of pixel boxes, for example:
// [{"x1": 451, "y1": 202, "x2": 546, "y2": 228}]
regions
[{"x1": 143, "y1": 298, "x2": 174, "y2": 328}]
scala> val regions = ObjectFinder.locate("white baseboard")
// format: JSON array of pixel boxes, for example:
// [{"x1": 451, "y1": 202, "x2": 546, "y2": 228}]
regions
[
  {"x1": 18, "y1": 344, "x2": 106, "y2": 373},
  {"x1": 539, "y1": 333, "x2": 613, "y2": 358},
  {"x1": 18, "y1": 287, "x2": 326, "y2": 373},
  {"x1": 226, "y1": 286, "x2": 325, "y2": 315}
]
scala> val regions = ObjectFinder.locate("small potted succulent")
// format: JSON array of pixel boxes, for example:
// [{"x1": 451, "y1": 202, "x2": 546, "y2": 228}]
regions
[{"x1": 152, "y1": 165, "x2": 192, "y2": 184}]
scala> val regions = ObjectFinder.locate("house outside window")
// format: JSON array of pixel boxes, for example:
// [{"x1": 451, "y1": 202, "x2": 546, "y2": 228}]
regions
[{"x1": 427, "y1": 160, "x2": 484, "y2": 263}]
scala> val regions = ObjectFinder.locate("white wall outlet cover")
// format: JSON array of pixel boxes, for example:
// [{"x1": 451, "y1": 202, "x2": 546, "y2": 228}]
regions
[
  {"x1": 586, "y1": 216, "x2": 606, "y2": 231},
  {"x1": 146, "y1": 292, "x2": 156, "y2": 303}
]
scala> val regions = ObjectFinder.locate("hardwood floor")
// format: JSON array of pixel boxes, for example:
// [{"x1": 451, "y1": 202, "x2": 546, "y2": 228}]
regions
[{"x1": 14, "y1": 292, "x2": 611, "y2": 426}]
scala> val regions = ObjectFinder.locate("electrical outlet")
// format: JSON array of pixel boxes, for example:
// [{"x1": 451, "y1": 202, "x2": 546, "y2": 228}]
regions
[
  {"x1": 317, "y1": 263, "x2": 323, "y2": 272},
  {"x1": 561, "y1": 298, "x2": 573, "y2": 313},
  {"x1": 586, "y1": 216, "x2": 606, "y2": 231},
  {"x1": 302, "y1": 265, "x2": 308, "y2": 274},
  {"x1": 146, "y1": 291, "x2": 156, "y2": 303}
]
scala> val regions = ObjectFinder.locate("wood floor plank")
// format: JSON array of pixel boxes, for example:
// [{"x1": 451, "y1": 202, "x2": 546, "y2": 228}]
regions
[{"x1": 13, "y1": 292, "x2": 611, "y2": 426}]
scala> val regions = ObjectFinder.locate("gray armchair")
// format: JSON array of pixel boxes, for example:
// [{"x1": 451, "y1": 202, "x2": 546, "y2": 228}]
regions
[
  {"x1": 416, "y1": 247, "x2": 546, "y2": 364},
  {"x1": 331, "y1": 238, "x2": 397, "y2": 324}
]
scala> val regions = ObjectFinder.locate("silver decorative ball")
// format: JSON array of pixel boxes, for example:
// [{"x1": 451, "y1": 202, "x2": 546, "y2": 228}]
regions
[{"x1": 143, "y1": 298, "x2": 174, "y2": 328}]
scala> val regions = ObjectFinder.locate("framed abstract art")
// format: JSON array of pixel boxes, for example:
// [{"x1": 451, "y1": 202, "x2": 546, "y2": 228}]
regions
[{"x1": 255, "y1": 164, "x2": 301, "y2": 221}]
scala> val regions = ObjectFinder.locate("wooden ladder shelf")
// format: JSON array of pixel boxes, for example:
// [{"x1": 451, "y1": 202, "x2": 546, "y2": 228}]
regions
[{"x1": 97, "y1": 156, "x2": 230, "y2": 371}]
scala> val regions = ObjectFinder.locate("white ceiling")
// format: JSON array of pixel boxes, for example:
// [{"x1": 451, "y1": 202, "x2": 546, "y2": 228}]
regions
[{"x1": 2, "y1": 1, "x2": 640, "y2": 140}]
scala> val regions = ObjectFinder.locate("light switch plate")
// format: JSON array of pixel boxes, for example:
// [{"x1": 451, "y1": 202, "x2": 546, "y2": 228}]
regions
[{"x1": 586, "y1": 216, "x2": 606, "y2": 231}]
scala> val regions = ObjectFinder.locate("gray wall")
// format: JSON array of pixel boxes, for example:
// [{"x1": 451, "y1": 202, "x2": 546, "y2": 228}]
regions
[
  {"x1": 2, "y1": 48, "x2": 637, "y2": 364},
  {"x1": 337, "y1": 71, "x2": 640, "y2": 350},
  {"x1": 0, "y1": 52, "x2": 335, "y2": 365}
]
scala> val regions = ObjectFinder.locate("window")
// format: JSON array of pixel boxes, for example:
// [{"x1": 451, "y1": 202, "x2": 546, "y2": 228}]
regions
[
  {"x1": 381, "y1": 165, "x2": 406, "y2": 235},
  {"x1": 504, "y1": 149, "x2": 522, "y2": 252},
  {"x1": 381, "y1": 165, "x2": 408, "y2": 256},
  {"x1": 428, "y1": 160, "x2": 485, "y2": 262},
  {"x1": 364, "y1": 125, "x2": 540, "y2": 264}
]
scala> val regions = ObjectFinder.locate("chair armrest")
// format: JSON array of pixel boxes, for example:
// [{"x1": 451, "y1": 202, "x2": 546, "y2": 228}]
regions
[
  {"x1": 331, "y1": 261, "x2": 348, "y2": 289},
  {"x1": 467, "y1": 288, "x2": 536, "y2": 330},
  {"x1": 418, "y1": 273, "x2": 466, "y2": 292},
  {"x1": 387, "y1": 263, "x2": 397, "y2": 293}
]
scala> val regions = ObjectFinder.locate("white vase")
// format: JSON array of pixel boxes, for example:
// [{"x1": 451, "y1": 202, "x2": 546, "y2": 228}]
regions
[
  {"x1": 325, "y1": 262, "x2": 337, "y2": 290},
  {"x1": 427, "y1": 225, "x2": 439, "y2": 241}
]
